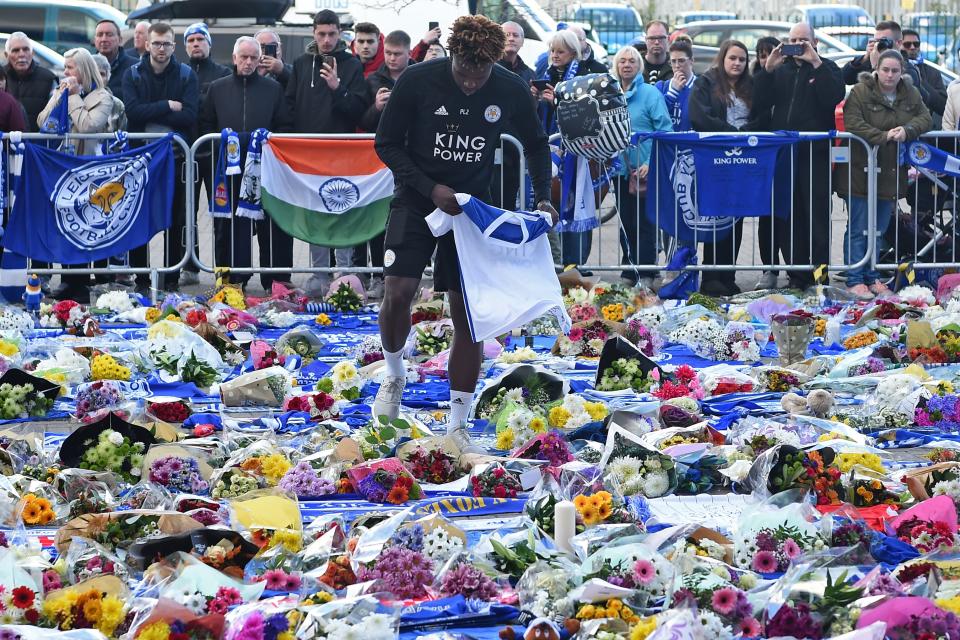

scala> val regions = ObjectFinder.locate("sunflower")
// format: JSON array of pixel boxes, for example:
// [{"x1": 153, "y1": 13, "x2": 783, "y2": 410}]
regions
[
  {"x1": 589, "y1": 494, "x2": 603, "y2": 509},
  {"x1": 20, "y1": 502, "x2": 42, "y2": 525},
  {"x1": 580, "y1": 505, "x2": 600, "y2": 525},
  {"x1": 386, "y1": 485, "x2": 409, "y2": 505},
  {"x1": 573, "y1": 495, "x2": 589, "y2": 510},
  {"x1": 597, "y1": 501, "x2": 612, "y2": 520},
  {"x1": 39, "y1": 508, "x2": 55, "y2": 525}
]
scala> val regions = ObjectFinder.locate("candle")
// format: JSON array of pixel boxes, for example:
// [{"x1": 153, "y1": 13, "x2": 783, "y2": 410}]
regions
[{"x1": 554, "y1": 499, "x2": 576, "y2": 554}]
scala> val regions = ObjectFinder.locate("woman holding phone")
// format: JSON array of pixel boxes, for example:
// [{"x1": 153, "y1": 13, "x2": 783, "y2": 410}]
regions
[{"x1": 689, "y1": 39, "x2": 762, "y2": 296}]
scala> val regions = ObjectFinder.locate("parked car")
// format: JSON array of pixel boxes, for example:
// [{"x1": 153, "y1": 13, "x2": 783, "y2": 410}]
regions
[
  {"x1": 672, "y1": 11, "x2": 736, "y2": 29},
  {"x1": 475, "y1": 0, "x2": 607, "y2": 63},
  {"x1": 0, "y1": 0, "x2": 126, "y2": 54},
  {"x1": 818, "y1": 26, "x2": 873, "y2": 52},
  {"x1": 0, "y1": 31, "x2": 63, "y2": 76},
  {"x1": 824, "y1": 51, "x2": 957, "y2": 90},
  {"x1": 673, "y1": 20, "x2": 853, "y2": 74},
  {"x1": 904, "y1": 12, "x2": 958, "y2": 62},
  {"x1": 787, "y1": 4, "x2": 874, "y2": 29},
  {"x1": 567, "y1": 3, "x2": 643, "y2": 55}
]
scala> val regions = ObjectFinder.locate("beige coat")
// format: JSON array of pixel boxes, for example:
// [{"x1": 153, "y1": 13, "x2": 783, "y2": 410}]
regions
[{"x1": 37, "y1": 87, "x2": 113, "y2": 156}]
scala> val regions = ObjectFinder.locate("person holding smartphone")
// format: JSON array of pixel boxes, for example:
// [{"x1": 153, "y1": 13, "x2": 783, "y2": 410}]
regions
[
  {"x1": 255, "y1": 29, "x2": 293, "y2": 90},
  {"x1": 286, "y1": 10, "x2": 370, "y2": 297}
]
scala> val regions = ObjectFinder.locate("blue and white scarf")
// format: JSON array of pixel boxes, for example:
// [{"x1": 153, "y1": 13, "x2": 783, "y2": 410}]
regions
[
  {"x1": 211, "y1": 128, "x2": 241, "y2": 218},
  {"x1": 539, "y1": 60, "x2": 578, "y2": 135},
  {"x1": 236, "y1": 128, "x2": 269, "y2": 220}
]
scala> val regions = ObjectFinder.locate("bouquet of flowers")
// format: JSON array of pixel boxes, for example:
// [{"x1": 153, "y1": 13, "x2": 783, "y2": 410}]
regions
[
  {"x1": 41, "y1": 586, "x2": 130, "y2": 637},
  {"x1": 76, "y1": 428, "x2": 148, "y2": 484},
  {"x1": 146, "y1": 398, "x2": 192, "y2": 424},
  {"x1": 39, "y1": 300, "x2": 101, "y2": 335},
  {"x1": 670, "y1": 316, "x2": 724, "y2": 358},
  {"x1": 347, "y1": 458, "x2": 423, "y2": 504},
  {"x1": 149, "y1": 455, "x2": 209, "y2": 494},
  {"x1": 210, "y1": 470, "x2": 259, "y2": 499},
  {"x1": 91, "y1": 353, "x2": 132, "y2": 381},
  {"x1": 478, "y1": 383, "x2": 552, "y2": 424},
  {"x1": 237, "y1": 452, "x2": 292, "y2": 487},
  {"x1": 495, "y1": 405, "x2": 548, "y2": 450},
  {"x1": 423, "y1": 524, "x2": 465, "y2": 564},
  {"x1": 700, "y1": 369, "x2": 756, "y2": 397},
  {"x1": 352, "y1": 335, "x2": 385, "y2": 367},
  {"x1": 916, "y1": 393, "x2": 960, "y2": 432},
  {"x1": 554, "y1": 320, "x2": 611, "y2": 358},
  {"x1": 0, "y1": 381, "x2": 53, "y2": 419},
  {"x1": 440, "y1": 560, "x2": 500, "y2": 600},
  {"x1": 622, "y1": 316, "x2": 663, "y2": 356},
  {"x1": 277, "y1": 335, "x2": 320, "y2": 365},
  {"x1": 735, "y1": 523, "x2": 824, "y2": 573},
  {"x1": 356, "y1": 544, "x2": 435, "y2": 600},
  {"x1": 277, "y1": 461, "x2": 335, "y2": 497},
  {"x1": 573, "y1": 490, "x2": 633, "y2": 527},
  {"x1": 895, "y1": 516, "x2": 960, "y2": 552},
  {"x1": 605, "y1": 453, "x2": 675, "y2": 498},
  {"x1": 672, "y1": 579, "x2": 757, "y2": 639},
  {"x1": 414, "y1": 322, "x2": 452, "y2": 357},
  {"x1": 75, "y1": 380, "x2": 124, "y2": 424},
  {"x1": 513, "y1": 430, "x2": 574, "y2": 466},
  {"x1": 316, "y1": 360, "x2": 362, "y2": 400},
  {"x1": 209, "y1": 285, "x2": 246, "y2": 310},
  {"x1": 651, "y1": 366, "x2": 704, "y2": 401},
  {"x1": 471, "y1": 463, "x2": 522, "y2": 498},
  {"x1": 767, "y1": 447, "x2": 842, "y2": 505},
  {"x1": 18, "y1": 492, "x2": 56, "y2": 526},
  {"x1": 0, "y1": 580, "x2": 41, "y2": 626},
  {"x1": 547, "y1": 395, "x2": 608, "y2": 430},
  {"x1": 568, "y1": 302, "x2": 598, "y2": 324},
  {"x1": 327, "y1": 282, "x2": 363, "y2": 312},
  {"x1": 403, "y1": 445, "x2": 461, "y2": 484},
  {"x1": 712, "y1": 322, "x2": 760, "y2": 362},
  {"x1": 94, "y1": 291, "x2": 135, "y2": 315},
  {"x1": 0, "y1": 308, "x2": 35, "y2": 333},
  {"x1": 281, "y1": 391, "x2": 337, "y2": 420},
  {"x1": 753, "y1": 367, "x2": 804, "y2": 392},
  {"x1": 596, "y1": 358, "x2": 653, "y2": 393}
]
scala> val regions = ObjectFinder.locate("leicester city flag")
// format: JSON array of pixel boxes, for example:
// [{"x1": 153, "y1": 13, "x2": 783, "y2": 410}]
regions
[
  {"x1": 459, "y1": 195, "x2": 553, "y2": 246},
  {"x1": 7, "y1": 135, "x2": 174, "y2": 264},
  {"x1": 642, "y1": 131, "x2": 831, "y2": 243}
]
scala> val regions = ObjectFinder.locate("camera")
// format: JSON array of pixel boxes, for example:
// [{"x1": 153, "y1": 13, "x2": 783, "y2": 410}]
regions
[{"x1": 876, "y1": 37, "x2": 894, "y2": 52}]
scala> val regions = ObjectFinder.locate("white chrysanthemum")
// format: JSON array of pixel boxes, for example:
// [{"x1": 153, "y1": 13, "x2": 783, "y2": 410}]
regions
[
  {"x1": 642, "y1": 470, "x2": 671, "y2": 498},
  {"x1": 505, "y1": 387, "x2": 523, "y2": 403},
  {"x1": 607, "y1": 456, "x2": 642, "y2": 483},
  {"x1": 364, "y1": 613, "x2": 395, "y2": 640},
  {"x1": 898, "y1": 285, "x2": 936, "y2": 306},
  {"x1": 507, "y1": 408, "x2": 529, "y2": 431},
  {"x1": 698, "y1": 610, "x2": 732, "y2": 640},
  {"x1": 95, "y1": 290, "x2": 135, "y2": 313},
  {"x1": 107, "y1": 430, "x2": 124, "y2": 446}
]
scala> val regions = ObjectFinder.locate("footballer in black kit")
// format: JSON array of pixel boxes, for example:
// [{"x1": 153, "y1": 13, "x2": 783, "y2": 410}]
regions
[{"x1": 372, "y1": 15, "x2": 556, "y2": 438}]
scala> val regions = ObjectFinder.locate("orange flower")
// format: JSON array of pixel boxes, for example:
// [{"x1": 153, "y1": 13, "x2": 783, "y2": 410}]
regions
[
  {"x1": 387, "y1": 486, "x2": 409, "y2": 504},
  {"x1": 21, "y1": 501, "x2": 42, "y2": 525}
]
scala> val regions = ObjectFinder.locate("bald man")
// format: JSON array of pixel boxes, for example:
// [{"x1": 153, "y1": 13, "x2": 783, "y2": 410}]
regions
[
  {"x1": 129, "y1": 21, "x2": 150, "y2": 58},
  {"x1": 498, "y1": 21, "x2": 534, "y2": 83},
  {"x1": 751, "y1": 22, "x2": 845, "y2": 291}
]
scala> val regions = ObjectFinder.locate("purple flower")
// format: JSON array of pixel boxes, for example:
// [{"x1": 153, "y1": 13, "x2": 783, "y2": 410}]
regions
[
  {"x1": 356, "y1": 546, "x2": 434, "y2": 599},
  {"x1": 755, "y1": 530, "x2": 777, "y2": 552},
  {"x1": 441, "y1": 562, "x2": 499, "y2": 600}
]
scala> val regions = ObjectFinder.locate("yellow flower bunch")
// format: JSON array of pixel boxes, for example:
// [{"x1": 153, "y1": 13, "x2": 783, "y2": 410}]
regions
[
  {"x1": 260, "y1": 453, "x2": 292, "y2": 485},
  {"x1": 630, "y1": 617, "x2": 658, "y2": 640},
  {"x1": 837, "y1": 452, "x2": 884, "y2": 474},
  {"x1": 91, "y1": 354, "x2": 131, "y2": 381},
  {"x1": 268, "y1": 527, "x2": 303, "y2": 553},
  {"x1": 316, "y1": 313, "x2": 332, "y2": 326},
  {"x1": 584, "y1": 401, "x2": 607, "y2": 421},
  {"x1": 302, "y1": 591, "x2": 335, "y2": 606},
  {"x1": 0, "y1": 339, "x2": 18, "y2": 357},
  {"x1": 20, "y1": 493, "x2": 55, "y2": 525},
  {"x1": 548, "y1": 406, "x2": 571, "y2": 428},
  {"x1": 574, "y1": 491, "x2": 613, "y2": 526},
  {"x1": 144, "y1": 307, "x2": 160, "y2": 323},
  {"x1": 815, "y1": 317, "x2": 826, "y2": 337},
  {"x1": 659, "y1": 434, "x2": 699, "y2": 449},
  {"x1": 601, "y1": 303, "x2": 625, "y2": 322},
  {"x1": 210, "y1": 286, "x2": 246, "y2": 310},
  {"x1": 137, "y1": 621, "x2": 172, "y2": 640},
  {"x1": 818, "y1": 431, "x2": 853, "y2": 442},
  {"x1": 529, "y1": 416, "x2": 547, "y2": 434},
  {"x1": 937, "y1": 381, "x2": 956, "y2": 396},
  {"x1": 576, "y1": 599, "x2": 639, "y2": 624},
  {"x1": 842, "y1": 331, "x2": 878, "y2": 350},
  {"x1": 940, "y1": 595, "x2": 960, "y2": 615},
  {"x1": 496, "y1": 428, "x2": 516, "y2": 450},
  {"x1": 42, "y1": 588, "x2": 126, "y2": 637},
  {"x1": 164, "y1": 313, "x2": 183, "y2": 323}
]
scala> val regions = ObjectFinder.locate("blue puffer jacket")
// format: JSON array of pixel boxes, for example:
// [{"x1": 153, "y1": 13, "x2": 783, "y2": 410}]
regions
[{"x1": 620, "y1": 79, "x2": 673, "y2": 175}]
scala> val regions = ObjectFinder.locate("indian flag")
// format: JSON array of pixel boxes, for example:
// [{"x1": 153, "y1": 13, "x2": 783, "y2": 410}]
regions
[{"x1": 261, "y1": 138, "x2": 393, "y2": 248}]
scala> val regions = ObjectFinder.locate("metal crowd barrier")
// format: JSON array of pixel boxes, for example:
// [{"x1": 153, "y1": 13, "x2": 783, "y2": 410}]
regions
[
  {"x1": 187, "y1": 132, "x2": 526, "y2": 287},
  {"x1": 7, "y1": 132, "x2": 193, "y2": 302},
  {"x1": 553, "y1": 131, "x2": 879, "y2": 283}
]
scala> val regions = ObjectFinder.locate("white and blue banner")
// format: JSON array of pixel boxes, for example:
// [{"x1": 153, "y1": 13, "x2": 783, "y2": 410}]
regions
[
  {"x1": 641, "y1": 131, "x2": 832, "y2": 243},
  {"x1": 902, "y1": 140, "x2": 960, "y2": 176},
  {"x1": 7, "y1": 135, "x2": 174, "y2": 264}
]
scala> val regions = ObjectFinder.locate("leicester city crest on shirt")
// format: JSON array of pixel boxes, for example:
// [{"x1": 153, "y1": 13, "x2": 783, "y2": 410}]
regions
[{"x1": 52, "y1": 153, "x2": 150, "y2": 250}]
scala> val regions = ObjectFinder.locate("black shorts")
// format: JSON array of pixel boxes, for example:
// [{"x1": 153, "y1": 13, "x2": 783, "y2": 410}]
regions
[{"x1": 383, "y1": 199, "x2": 460, "y2": 292}]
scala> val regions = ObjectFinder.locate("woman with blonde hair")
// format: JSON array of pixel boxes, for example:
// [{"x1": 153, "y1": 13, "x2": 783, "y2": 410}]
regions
[{"x1": 37, "y1": 47, "x2": 113, "y2": 156}]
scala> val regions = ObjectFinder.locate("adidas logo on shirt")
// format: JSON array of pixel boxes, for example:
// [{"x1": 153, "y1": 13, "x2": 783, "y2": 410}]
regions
[{"x1": 434, "y1": 105, "x2": 449, "y2": 116}]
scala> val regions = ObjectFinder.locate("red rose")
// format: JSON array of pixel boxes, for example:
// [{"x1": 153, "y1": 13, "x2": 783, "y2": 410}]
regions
[
  {"x1": 24, "y1": 607, "x2": 39, "y2": 624},
  {"x1": 493, "y1": 467, "x2": 505, "y2": 479},
  {"x1": 494, "y1": 485, "x2": 506, "y2": 498}
]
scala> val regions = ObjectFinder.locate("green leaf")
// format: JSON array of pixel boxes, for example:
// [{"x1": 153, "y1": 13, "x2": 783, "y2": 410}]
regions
[{"x1": 380, "y1": 426, "x2": 396, "y2": 440}]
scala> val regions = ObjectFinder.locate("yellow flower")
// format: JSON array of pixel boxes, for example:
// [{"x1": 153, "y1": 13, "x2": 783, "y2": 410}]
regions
[
  {"x1": 260, "y1": 453, "x2": 292, "y2": 485},
  {"x1": 939, "y1": 381, "x2": 956, "y2": 395},
  {"x1": 631, "y1": 617, "x2": 658, "y2": 640},
  {"x1": 589, "y1": 494, "x2": 603, "y2": 509},
  {"x1": 939, "y1": 596, "x2": 960, "y2": 615},
  {"x1": 598, "y1": 502, "x2": 612, "y2": 520},
  {"x1": 548, "y1": 406, "x2": 572, "y2": 428},
  {"x1": 137, "y1": 621, "x2": 171, "y2": 640},
  {"x1": 82, "y1": 597, "x2": 103, "y2": 623},
  {"x1": 607, "y1": 599, "x2": 623, "y2": 612},
  {"x1": 0, "y1": 340, "x2": 18, "y2": 357},
  {"x1": 584, "y1": 402, "x2": 608, "y2": 421},
  {"x1": 593, "y1": 490, "x2": 613, "y2": 504},
  {"x1": 529, "y1": 416, "x2": 546, "y2": 433},
  {"x1": 145, "y1": 307, "x2": 160, "y2": 323},
  {"x1": 577, "y1": 605, "x2": 596, "y2": 619},
  {"x1": 496, "y1": 428, "x2": 516, "y2": 450},
  {"x1": 573, "y1": 494, "x2": 589, "y2": 510},
  {"x1": 837, "y1": 453, "x2": 884, "y2": 474},
  {"x1": 581, "y1": 505, "x2": 600, "y2": 525},
  {"x1": 97, "y1": 595, "x2": 126, "y2": 637},
  {"x1": 269, "y1": 528, "x2": 303, "y2": 552},
  {"x1": 316, "y1": 313, "x2": 332, "y2": 326}
]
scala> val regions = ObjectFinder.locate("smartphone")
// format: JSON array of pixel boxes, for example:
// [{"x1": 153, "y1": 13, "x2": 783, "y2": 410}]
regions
[
  {"x1": 262, "y1": 42, "x2": 278, "y2": 58},
  {"x1": 531, "y1": 79, "x2": 551, "y2": 91},
  {"x1": 428, "y1": 21, "x2": 439, "y2": 30},
  {"x1": 781, "y1": 43, "x2": 804, "y2": 57},
  {"x1": 321, "y1": 54, "x2": 335, "y2": 68}
]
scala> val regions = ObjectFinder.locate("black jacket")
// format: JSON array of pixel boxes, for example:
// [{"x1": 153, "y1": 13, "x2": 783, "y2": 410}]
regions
[
  {"x1": 689, "y1": 68, "x2": 762, "y2": 132},
  {"x1": 106, "y1": 49, "x2": 137, "y2": 98},
  {"x1": 842, "y1": 54, "x2": 927, "y2": 102},
  {"x1": 915, "y1": 58, "x2": 947, "y2": 119},
  {"x1": 189, "y1": 55, "x2": 231, "y2": 99},
  {"x1": 498, "y1": 55, "x2": 536, "y2": 85},
  {"x1": 267, "y1": 62, "x2": 294, "y2": 90},
  {"x1": 751, "y1": 57, "x2": 845, "y2": 131},
  {"x1": 200, "y1": 70, "x2": 291, "y2": 140},
  {"x1": 359, "y1": 63, "x2": 397, "y2": 132},
  {"x1": 121, "y1": 54, "x2": 200, "y2": 141},
  {"x1": 6, "y1": 61, "x2": 56, "y2": 133},
  {"x1": 285, "y1": 39, "x2": 370, "y2": 133}
]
